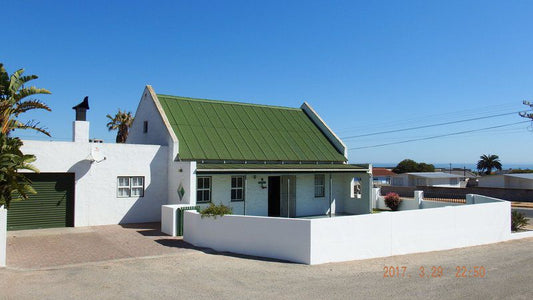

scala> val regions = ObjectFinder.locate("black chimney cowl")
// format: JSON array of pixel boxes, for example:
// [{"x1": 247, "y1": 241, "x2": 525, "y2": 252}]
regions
[{"x1": 72, "y1": 96, "x2": 90, "y2": 121}]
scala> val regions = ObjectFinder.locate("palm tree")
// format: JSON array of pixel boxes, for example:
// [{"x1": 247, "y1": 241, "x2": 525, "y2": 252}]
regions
[
  {"x1": 0, "y1": 133, "x2": 38, "y2": 208},
  {"x1": 477, "y1": 154, "x2": 502, "y2": 175},
  {"x1": 0, "y1": 63, "x2": 52, "y2": 136},
  {"x1": 106, "y1": 110, "x2": 134, "y2": 143}
]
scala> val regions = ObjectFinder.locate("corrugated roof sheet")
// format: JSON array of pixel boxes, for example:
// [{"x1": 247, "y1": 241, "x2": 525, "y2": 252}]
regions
[
  {"x1": 157, "y1": 94, "x2": 346, "y2": 162},
  {"x1": 406, "y1": 172, "x2": 462, "y2": 179},
  {"x1": 505, "y1": 173, "x2": 533, "y2": 180}
]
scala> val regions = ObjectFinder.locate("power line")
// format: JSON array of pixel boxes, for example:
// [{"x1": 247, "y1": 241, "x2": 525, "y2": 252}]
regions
[
  {"x1": 348, "y1": 121, "x2": 530, "y2": 150},
  {"x1": 336, "y1": 103, "x2": 521, "y2": 133},
  {"x1": 342, "y1": 111, "x2": 524, "y2": 140}
]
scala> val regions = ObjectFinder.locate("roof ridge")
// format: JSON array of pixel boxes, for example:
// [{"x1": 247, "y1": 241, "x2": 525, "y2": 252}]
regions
[{"x1": 156, "y1": 94, "x2": 301, "y2": 111}]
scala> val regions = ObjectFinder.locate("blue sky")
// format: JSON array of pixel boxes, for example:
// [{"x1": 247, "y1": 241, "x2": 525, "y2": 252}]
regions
[{"x1": 3, "y1": 0, "x2": 533, "y2": 167}]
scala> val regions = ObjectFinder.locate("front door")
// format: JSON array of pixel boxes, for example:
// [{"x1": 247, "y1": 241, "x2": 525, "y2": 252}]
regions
[{"x1": 268, "y1": 176, "x2": 280, "y2": 217}]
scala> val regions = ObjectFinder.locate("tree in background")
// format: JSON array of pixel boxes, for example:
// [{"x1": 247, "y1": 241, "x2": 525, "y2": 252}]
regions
[
  {"x1": 476, "y1": 154, "x2": 502, "y2": 175},
  {"x1": 0, "y1": 63, "x2": 52, "y2": 136},
  {"x1": 392, "y1": 159, "x2": 435, "y2": 174},
  {"x1": 106, "y1": 110, "x2": 134, "y2": 143},
  {"x1": 0, "y1": 63, "x2": 50, "y2": 208}
]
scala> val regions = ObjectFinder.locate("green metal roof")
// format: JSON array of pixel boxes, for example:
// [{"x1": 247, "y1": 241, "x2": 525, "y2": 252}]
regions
[
  {"x1": 157, "y1": 94, "x2": 346, "y2": 162},
  {"x1": 197, "y1": 163, "x2": 369, "y2": 173}
]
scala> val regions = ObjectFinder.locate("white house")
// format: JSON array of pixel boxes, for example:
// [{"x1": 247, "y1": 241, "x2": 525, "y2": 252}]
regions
[
  {"x1": 127, "y1": 86, "x2": 373, "y2": 218},
  {"x1": 8, "y1": 85, "x2": 372, "y2": 230},
  {"x1": 478, "y1": 173, "x2": 533, "y2": 189},
  {"x1": 391, "y1": 172, "x2": 463, "y2": 188}
]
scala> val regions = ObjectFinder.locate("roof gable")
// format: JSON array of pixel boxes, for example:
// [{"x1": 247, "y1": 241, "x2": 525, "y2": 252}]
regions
[{"x1": 156, "y1": 94, "x2": 346, "y2": 162}]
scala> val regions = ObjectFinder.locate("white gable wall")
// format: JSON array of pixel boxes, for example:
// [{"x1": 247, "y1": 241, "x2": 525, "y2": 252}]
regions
[{"x1": 127, "y1": 87, "x2": 171, "y2": 146}]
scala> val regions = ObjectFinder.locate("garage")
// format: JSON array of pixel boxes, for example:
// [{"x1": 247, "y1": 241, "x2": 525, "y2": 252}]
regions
[{"x1": 7, "y1": 173, "x2": 75, "y2": 230}]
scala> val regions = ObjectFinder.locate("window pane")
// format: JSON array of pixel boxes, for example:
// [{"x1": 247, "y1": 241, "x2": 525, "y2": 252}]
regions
[
  {"x1": 197, "y1": 178, "x2": 204, "y2": 189},
  {"x1": 237, "y1": 190, "x2": 242, "y2": 200},
  {"x1": 231, "y1": 189, "x2": 236, "y2": 200},
  {"x1": 231, "y1": 177, "x2": 236, "y2": 188},
  {"x1": 204, "y1": 178, "x2": 210, "y2": 189},
  {"x1": 197, "y1": 190, "x2": 203, "y2": 201},
  {"x1": 118, "y1": 188, "x2": 130, "y2": 197},
  {"x1": 132, "y1": 177, "x2": 143, "y2": 187},
  {"x1": 131, "y1": 188, "x2": 143, "y2": 197},
  {"x1": 118, "y1": 177, "x2": 129, "y2": 187}
]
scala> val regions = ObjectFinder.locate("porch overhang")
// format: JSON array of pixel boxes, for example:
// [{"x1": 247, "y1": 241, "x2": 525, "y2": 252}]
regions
[{"x1": 196, "y1": 163, "x2": 370, "y2": 174}]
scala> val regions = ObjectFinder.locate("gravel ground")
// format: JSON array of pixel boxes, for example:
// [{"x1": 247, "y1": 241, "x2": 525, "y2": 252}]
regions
[{"x1": 1, "y1": 237, "x2": 532, "y2": 299}]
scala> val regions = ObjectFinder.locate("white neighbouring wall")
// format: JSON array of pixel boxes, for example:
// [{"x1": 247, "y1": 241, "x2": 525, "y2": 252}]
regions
[
  {"x1": 21, "y1": 140, "x2": 169, "y2": 226},
  {"x1": 0, "y1": 205, "x2": 6, "y2": 267},
  {"x1": 184, "y1": 195, "x2": 513, "y2": 265}
]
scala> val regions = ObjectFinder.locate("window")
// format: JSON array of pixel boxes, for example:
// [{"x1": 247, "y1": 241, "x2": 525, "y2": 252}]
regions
[
  {"x1": 314, "y1": 174, "x2": 325, "y2": 197},
  {"x1": 392, "y1": 177, "x2": 403, "y2": 186},
  {"x1": 450, "y1": 178, "x2": 458, "y2": 185},
  {"x1": 231, "y1": 176, "x2": 245, "y2": 201},
  {"x1": 197, "y1": 176, "x2": 211, "y2": 203},
  {"x1": 143, "y1": 121, "x2": 148, "y2": 133},
  {"x1": 416, "y1": 178, "x2": 426, "y2": 186},
  {"x1": 117, "y1": 176, "x2": 144, "y2": 197}
]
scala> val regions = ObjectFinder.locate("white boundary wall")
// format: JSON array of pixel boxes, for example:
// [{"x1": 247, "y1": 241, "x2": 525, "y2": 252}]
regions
[
  {"x1": 184, "y1": 195, "x2": 515, "y2": 265},
  {"x1": 0, "y1": 206, "x2": 6, "y2": 267},
  {"x1": 184, "y1": 212, "x2": 311, "y2": 264}
]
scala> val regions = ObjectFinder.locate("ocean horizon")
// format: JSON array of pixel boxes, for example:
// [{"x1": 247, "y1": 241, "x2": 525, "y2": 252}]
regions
[{"x1": 365, "y1": 163, "x2": 533, "y2": 171}]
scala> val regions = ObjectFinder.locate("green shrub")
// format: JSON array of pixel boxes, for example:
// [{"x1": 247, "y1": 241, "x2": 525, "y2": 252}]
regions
[
  {"x1": 511, "y1": 210, "x2": 529, "y2": 231},
  {"x1": 200, "y1": 203, "x2": 232, "y2": 219},
  {"x1": 384, "y1": 192, "x2": 402, "y2": 211}
]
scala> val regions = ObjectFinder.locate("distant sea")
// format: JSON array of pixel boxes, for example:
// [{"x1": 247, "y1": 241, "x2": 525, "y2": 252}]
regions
[{"x1": 370, "y1": 163, "x2": 533, "y2": 171}]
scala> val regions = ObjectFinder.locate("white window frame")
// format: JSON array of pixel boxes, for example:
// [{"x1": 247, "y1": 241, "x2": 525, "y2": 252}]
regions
[
  {"x1": 231, "y1": 176, "x2": 245, "y2": 202},
  {"x1": 315, "y1": 174, "x2": 325, "y2": 198},
  {"x1": 117, "y1": 176, "x2": 144, "y2": 198},
  {"x1": 197, "y1": 176, "x2": 212, "y2": 203}
]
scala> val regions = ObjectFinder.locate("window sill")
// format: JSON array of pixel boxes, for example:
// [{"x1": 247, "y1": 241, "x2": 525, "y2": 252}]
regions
[{"x1": 231, "y1": 200, "x2": 244, "y2": 202}]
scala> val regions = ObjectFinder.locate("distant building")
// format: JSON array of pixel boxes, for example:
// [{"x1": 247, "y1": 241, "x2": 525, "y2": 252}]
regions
[
  {"x1": 478, "y1": 173, "x2": 533, "y2": 189},
  {"x1": 372, "y1": 168, "x2": 395, "y2": 186},
  {"x1": 391, "y1": 172, "x2": 463, "y2": 188}
]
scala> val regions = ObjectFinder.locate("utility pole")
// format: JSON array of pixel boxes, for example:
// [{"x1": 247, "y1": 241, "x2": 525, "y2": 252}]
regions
[
  {"x1": 449, "y1": 163, "x2": 452, "y2": 173},
  {"x1": 519, "y1": 100, "x2": 533, "y2": 119}
]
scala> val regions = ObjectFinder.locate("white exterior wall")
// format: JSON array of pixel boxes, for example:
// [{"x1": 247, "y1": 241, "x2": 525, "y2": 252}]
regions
[
  {"x1": 478, "y1": 175, "x2": 505, "y2": 188},
  {"x1": 21, "y1": 140, "x2": 168, "y2": 226},
  {"x1": 184, "y1": 195, "x2": 512, "y2": 265},
  {"x1": 506, "y1": 177, "x2": 533, "y2": 189},
  {"x1": 0, "y1": 206, "x2": 6, "y2": 267},
  {"x1": 391, "y1": 174, "x2": 409, "y2": 186},
  {"x1": 428, "y1": 177, "x2": 461, "y2": 187},
  {"x1": 192, "y1": 173, "x2": 368, "y2": 217}
]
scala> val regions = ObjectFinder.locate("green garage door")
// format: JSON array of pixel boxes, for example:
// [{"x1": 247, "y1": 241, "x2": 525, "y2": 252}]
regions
[{"x1": 7, "y1": 173, "x2": 75, "y2": 230}]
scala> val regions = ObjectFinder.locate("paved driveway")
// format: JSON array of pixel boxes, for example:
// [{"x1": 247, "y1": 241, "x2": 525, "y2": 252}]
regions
[
  {"x1": 6, "y1": 223, "x2": 195, "y2": 269},
  {"x1": 1, "y1": 236, "x2": 532, "y2": 299}
]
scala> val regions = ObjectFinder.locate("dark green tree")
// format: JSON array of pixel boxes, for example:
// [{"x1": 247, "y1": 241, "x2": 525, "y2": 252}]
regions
[
  {"x1": 476, "y1": 154, "x2": 502, "y2": 175},
  {"x1": 0, "y1": 63, "x2": 51, "y2": 136},
  {"x1": 392, "y1": 159, "x2": 435, "y2": 174},
  {"x1": 0, "y1": 134, "x2": 38, "y2": 208},
  {"x1": 106, "y1": 110, "x2": 134, "y2": 143}
]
